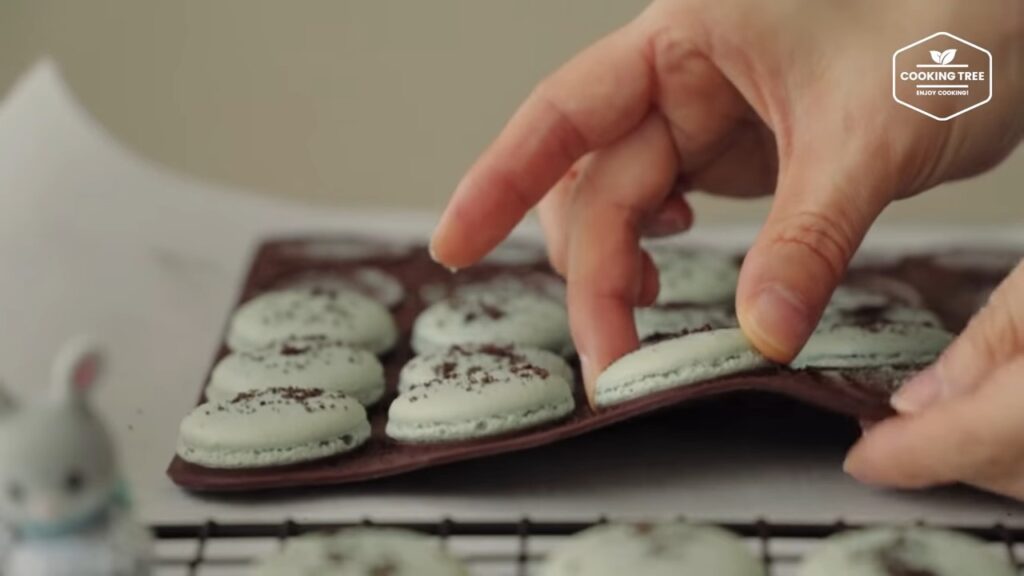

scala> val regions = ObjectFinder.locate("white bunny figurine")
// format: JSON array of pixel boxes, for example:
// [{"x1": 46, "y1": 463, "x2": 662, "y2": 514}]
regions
[{"x1": 0, "y1": 339, "x2": 151, "y2": 576}]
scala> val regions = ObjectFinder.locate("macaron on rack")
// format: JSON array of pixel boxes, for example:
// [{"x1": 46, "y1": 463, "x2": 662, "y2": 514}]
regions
[
  {"x1": 167, "y1": 236, "x2": 1016, "y2": 491},
  {"x1": 245, "y1": 522, "x2": 1017, "y2": 575}
]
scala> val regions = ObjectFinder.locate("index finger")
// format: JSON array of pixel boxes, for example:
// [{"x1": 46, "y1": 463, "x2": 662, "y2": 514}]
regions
[{"x1": 430, "y1": 23, "x2": 653, "y2": 268}]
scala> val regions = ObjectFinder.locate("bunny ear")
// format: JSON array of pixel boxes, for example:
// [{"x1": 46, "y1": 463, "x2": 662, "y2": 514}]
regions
[{"x1": 51, "y1": 337, "x2": 105, "y2": 401}]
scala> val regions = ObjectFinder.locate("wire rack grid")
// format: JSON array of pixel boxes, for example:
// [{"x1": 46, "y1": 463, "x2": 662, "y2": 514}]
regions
[{"x1": 149, "y1": 517, "x2": 1024, "y2": 575}]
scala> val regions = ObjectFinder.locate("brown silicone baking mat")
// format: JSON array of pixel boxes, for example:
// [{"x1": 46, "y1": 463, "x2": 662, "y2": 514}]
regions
[{"x1": 167, "y1": 236, "x2": 1014, "y2": 492}]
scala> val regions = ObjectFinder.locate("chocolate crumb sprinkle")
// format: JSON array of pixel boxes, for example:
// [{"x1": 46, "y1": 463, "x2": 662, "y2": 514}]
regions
[
  {"x1": 642, "y1": 323, "x2": 716, "y2": 345},
  {"x1": 280, "y1": 343, "x2": 311, "y2": 356}
]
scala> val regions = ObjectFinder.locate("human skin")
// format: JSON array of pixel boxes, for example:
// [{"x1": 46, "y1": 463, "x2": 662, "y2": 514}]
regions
[{"x1": 430, "y1": 0, "x2": 1024, "y2": 497}]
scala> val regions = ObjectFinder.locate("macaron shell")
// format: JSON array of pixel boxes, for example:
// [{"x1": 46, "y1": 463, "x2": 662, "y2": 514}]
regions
[
  {"x1": 252, "y1": 528, "x2": 468, "y2": 576},
  {"x1": 648, "y1": 247, "x2": 739, "y2": 305},
  {"x1": 387, "y1": 399, "x2": 575, "y2": 443},
  {"x1": 398, "y1": 345, "x2": 574, "y2": 394},
  {"x1": 281, "y1": 237, "x2": 413, "y2": 261},
  {"x1": 634, "y1": 306, "x2": 736, "y2": 342},
  {"x1": 388, "y1": 360, "x2": 576, "y2": 442},
  {"x1": 411, "y1": 292, "x2": 571, "y2": 355},
  {"x1": 791, "y1": 324, "x2": 954, "y2": 370},
  {"x1": 227, "y1": 288, "x2": 398, "y2": 354},
  {"x1": 455, "y1": 273, "x2": 567, "y2": 302},
  {"x1": 282, "y1": 267, "x2": 406, "y2": 308},
  {"x1": 797, "y1": 527, "x2": 1016, "y2": 576},
  {"x1": 482, "y1": 240, "x2": 546, "y2": 265},
  {"x1": 419, "y1": 273, "x2": 566, "y2": 305},
  {"x1": 845, "y1": 275, "x2": 927, "y2": 308},
  {"x1": 595, "y1": 328, "x2": 770, "y2": 408},
  {"x1": 177, "y1": 389, "x2": 370, "y2": 469},
  {"x1": 933, "y1": 249, "x2": 1022, "y2": 273},
  {"x1": 825, "y1": 285, "x2": 894, "y2": 312},
  {"x1": 817, "y1": 366, "x2": 920, "y2": 394},
  {"x1": 541, "y1": 523, "x2": 765, "y2": 576},
  {"x1": 819, "y1": 305, "x2": 943, "y2": 330},
  {"x1": 390, "y1": 373, "x2": 573, "y2": 424},
  {"x1": 206, "y1": 340, "x2": 385, "y2": 406},
  {"x1": 877, "y1": 306, "x2": 943, "y2": 328}
]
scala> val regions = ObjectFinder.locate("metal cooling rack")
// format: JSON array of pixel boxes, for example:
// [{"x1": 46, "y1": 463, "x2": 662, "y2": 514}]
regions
[{"x1": 151, "y1": 518, "x2": 1024, "y2": 575}]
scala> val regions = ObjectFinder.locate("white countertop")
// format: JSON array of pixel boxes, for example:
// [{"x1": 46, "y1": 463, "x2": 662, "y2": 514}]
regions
[{"x1": 2, "y1": 60, "x2": 1024, "y2": 527}]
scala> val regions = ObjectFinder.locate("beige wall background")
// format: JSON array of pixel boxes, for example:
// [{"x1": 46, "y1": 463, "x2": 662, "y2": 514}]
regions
[{"x1": 1, "y1": 0, "x2": 1020, "y2": 224}]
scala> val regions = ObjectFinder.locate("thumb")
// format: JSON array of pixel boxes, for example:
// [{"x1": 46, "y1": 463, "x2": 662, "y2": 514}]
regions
[
  {"x1": 736, "y1": 150, "x2": 892, "y2": 362},
  {"x1": 890, "y1": 261, "x2": 1024, "y2": 414}
]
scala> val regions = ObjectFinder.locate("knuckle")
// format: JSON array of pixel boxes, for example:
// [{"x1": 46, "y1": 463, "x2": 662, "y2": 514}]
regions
[
  {"x1": 529, "y1": 82, "x2": 591, "y2": 163},
  {"x1": 485, "y1": 165, "x2": 534, "y2": 217},
  {"x1": 647, "y1": 25, "x2": 698, "y2": 75},
  {"x1": 770, "y1": 210, "x2": 856, "y2": 284},
  {"x1": 860, "y1": 107, "x2": 949, "y2": 198}
]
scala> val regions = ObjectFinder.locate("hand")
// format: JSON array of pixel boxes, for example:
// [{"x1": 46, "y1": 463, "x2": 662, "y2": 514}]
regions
[
  {"x1": 430, "y1": 0, "x2": 1024, "y2": 395},
  {"x1": 845, "y1": 262, "x2": 1024, "y2": 499}
]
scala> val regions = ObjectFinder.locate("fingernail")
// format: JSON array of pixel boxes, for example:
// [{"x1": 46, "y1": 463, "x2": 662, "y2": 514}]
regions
[
  {"x1": 890, "y1": 365, "x2": 944, "y2": 414},
  {"x1": 427, "y1": 240, "x2": 441, "y2": 263},
  {"x1": 428, "y1": 242, "x2": 459, "y2": 274},
  {"x1": 745, "y1": 284, "x2": 813, "y2": 361},
  {"x1": 842, "y1": 452, "x2": 859, "y2": 477}
]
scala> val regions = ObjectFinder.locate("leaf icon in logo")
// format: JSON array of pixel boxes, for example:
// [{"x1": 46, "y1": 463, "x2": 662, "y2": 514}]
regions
[
  {"x1": 940, "y1": 48, "x2": 957, "y2": 65},
  {"x1": 930, "y1": 50, "x2": 944, "y2": 64}
]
